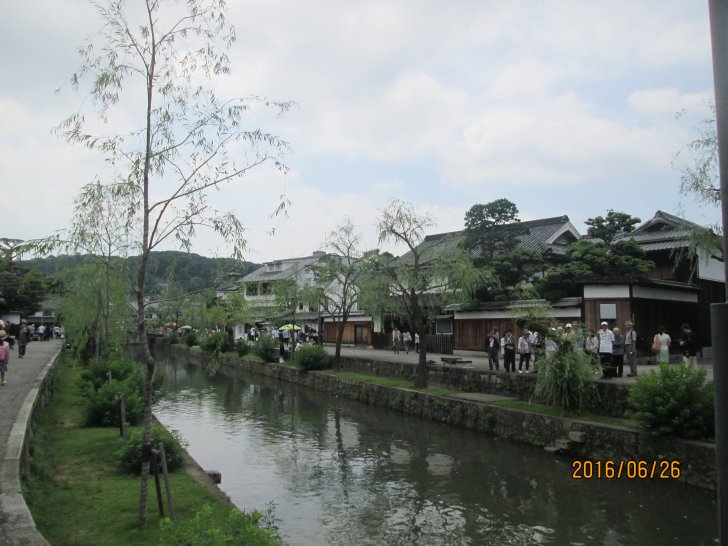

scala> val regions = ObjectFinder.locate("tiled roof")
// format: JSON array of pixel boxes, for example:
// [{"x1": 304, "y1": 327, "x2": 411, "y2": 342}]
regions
[
  {"x1": 241, "y1": 254, "x2": 324, "y2": 283},
  {"x1": 398, "y1": 215, "x2": 579, "y2": 264}
]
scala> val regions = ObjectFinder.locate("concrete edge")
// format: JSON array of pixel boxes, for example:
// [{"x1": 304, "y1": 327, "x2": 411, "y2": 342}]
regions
[{"x1": 0, "y1": 346, "x2": 61, "y2": 546}]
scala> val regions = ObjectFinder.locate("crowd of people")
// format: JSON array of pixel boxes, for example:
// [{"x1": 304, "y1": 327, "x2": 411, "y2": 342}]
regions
[
  {"x1": 0, "y1": 320, "x2": 64, "y2": 386},
  {"x1": 480, "y1": 320, "x2": 700, "y2": 378}
]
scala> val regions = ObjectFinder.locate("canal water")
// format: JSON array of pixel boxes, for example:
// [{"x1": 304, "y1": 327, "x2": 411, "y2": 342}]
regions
[{"x1": 153, "y1": 356, "x2": 718, "y2": 545}]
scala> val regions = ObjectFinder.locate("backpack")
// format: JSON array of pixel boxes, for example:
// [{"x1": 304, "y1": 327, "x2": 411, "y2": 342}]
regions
[{"x1": 0, "y1": 342, "x2": 8, "y2": 361}]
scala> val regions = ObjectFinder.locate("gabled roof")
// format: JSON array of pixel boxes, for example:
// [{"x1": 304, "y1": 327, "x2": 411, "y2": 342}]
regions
[
  {"x1": 398, "y1": 215, "x2": 580, "y2": 264},
  {"x1": 614, "y1": 210, "x2": 697, "y2": 252},
  {"x1": 241, "y1": 253, "x2": 325, "y2": 284}
]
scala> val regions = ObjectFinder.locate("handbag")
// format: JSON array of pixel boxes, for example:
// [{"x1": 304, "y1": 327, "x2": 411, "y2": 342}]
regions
[{"x1": 651, "y1": 336, "x2": 660, "y2": 353}]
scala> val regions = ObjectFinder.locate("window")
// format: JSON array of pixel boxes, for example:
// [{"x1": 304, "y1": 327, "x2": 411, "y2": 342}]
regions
[
  {"x1": 246, "y1": 283, "x2": 258, "y2": 296},
  {"x1": 260, "y1": 283, "x2": 271, "y2": 295},
  {"x1": 298, "y1": 302, "x2": 304, "y2": 311}
]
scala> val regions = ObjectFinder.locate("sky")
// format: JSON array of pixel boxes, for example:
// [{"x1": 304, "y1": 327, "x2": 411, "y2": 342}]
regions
[{"x1": 0, "y1": 0, "x2": 720, "y2": 264}]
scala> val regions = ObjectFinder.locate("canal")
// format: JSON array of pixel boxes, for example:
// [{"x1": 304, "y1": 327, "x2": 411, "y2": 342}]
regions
[{"x1": 153, "y1": 355, "x2": 718, "y2": 545}]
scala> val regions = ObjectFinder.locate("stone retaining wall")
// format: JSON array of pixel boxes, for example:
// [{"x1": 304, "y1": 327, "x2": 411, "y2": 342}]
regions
[
  {"x1": 0, "y1": 347, "x2": 60, "y2": 546},
  {"x1": 333, "y1": 355, "x2": 632, "y2": 417},
  {"x1": 165, "y1": 344, "x2": 716, "y2": 490}
]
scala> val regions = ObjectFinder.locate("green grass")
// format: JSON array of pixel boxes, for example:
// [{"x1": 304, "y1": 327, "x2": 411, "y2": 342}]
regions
[
  {"x1": 324, "y1": 370, "x2": 458, "y2": 397},
  {"x1": 488, "y1": 398, "x2": 638, "y2": 428},
  {"x1": 23, "y1": 352, "x2": 274, "y2": 546}
]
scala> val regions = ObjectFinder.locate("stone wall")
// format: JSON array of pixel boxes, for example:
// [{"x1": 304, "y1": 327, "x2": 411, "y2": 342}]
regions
[
  {"x1": 164, "y1": 345, "x2": 716, "y2": 490},
  {"x1": 332, "y1": 355, "x2": 631, "y2": 417}
]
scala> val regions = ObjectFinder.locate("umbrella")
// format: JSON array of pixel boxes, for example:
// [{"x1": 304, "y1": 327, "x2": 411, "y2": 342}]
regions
[
  {"x1": 180, "y1": 325, "x2": 193, "y2": 329},
  {"x1": 278, "y1": 324, "x2": 301, "y2": 331}
]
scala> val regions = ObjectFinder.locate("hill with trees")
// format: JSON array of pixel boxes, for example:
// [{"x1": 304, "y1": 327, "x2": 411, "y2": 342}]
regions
[{"x1": 21, "y1": 251, "x2": 259, "y2": 295}]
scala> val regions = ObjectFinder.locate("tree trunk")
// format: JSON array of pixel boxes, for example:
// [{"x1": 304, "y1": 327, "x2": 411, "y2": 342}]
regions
[
  {"x1": 137, "y1": 297, "x2": 155, "y2": 530},
  {"x1": 413, "y1": 315, "x2": 428, "y2": 388},
  {"x1": 335, "y1": 322, "x2": 345, "y2": 369}
]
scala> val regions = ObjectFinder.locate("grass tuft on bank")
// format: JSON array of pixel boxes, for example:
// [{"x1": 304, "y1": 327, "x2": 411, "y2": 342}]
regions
[
  {"x1": 22, "y1": 351, "x2": 278, "y2": 546},
  {"x1": 324, "y1": 370, "x2": 458, "y2": 397},
  {"x1": 488, "y1": 399, "x2": 639, "y2": 429}
]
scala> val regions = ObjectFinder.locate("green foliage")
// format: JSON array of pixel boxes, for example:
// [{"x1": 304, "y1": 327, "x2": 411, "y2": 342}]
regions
[
  {"x1": 539, "y1": 239, "x2": 654, "y2": 301},
  {"x1": 83, "y1": 378, "x2": 144, "y2": 427},
  {"x1": 117, "y1": 424, "x2": 188, "y2": 474},
  {"x1": 461, "y1": 198, "x2": 528, "y2": 264},
  {"x1": 0, "y1": 267, "x2": 48, "y2": 317},
  {"x1": 202, "y1": 331, "x2": 232, "y2": 353},
  {"x1": 159, "y1": 504, "x2": 279, "y2": 546},
  {"x1": 254, "y1": 336, "x2": 280, "y2": 363},
  {"x1": 81, "y1": 356, "x2": 139, "y2": 390},
  {"x1": 293, "y1": 344, "x2": 330, "y2": 371},
  {"x1": 533, "y1": 343, "x2": 600, "y2": 411},
  {"x1": 235, "y1": 338, "x2": 250, "y2": 356},
  {"x1": 628, "y1": 363, "x2": 714, "y2": 439},
  {"x1": 56, "y1": 263, "x2": 132, "y2": 361},
  {"x1": 185, "y1": 332, "x2": 198, "y2": 347},
  {"x1": 585, "y1": 209, "x2": 641, "y2": 246}
]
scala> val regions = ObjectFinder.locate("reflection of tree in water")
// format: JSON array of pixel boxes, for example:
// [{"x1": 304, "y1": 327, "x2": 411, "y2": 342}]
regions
[{"x1": 154, "y1": 356, "x2": 717, "y2": 545}]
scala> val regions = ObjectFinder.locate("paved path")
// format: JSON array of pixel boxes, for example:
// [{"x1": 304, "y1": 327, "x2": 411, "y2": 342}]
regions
[
  {"x1": 322, "y1": 344, "x2": 715, "y2": 384},
  {"x1": 0, "y1": 339, "x2": 62, "y2": 545}
]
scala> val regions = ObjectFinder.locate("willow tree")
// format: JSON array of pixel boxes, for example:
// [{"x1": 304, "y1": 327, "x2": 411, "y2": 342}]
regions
[
  {"x1": 58, "y1": 0, "x2": 291, "y2": 528},
  {"x1": 362, "y1": 199, "x2": 480, "y2": 388}
]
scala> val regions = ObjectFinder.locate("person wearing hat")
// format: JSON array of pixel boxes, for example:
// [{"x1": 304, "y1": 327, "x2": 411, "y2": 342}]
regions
[
  {"x1": 598, "y1": 321, "x2": 615, "y2": 378},
  {"x1": 517, "y1": 329, "x2": 532, "y2": 373},
  {"x1": 0, "y1": 330, "x2": 10, "y2": 385},
  {"x1": 18, "y1": 321, "x2": 30, "y2": 359}
]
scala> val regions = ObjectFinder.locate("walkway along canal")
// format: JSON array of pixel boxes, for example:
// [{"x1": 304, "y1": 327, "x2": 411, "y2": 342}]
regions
[{"x1": 152, "y1": 348, "x2": 717, "y2": 545}]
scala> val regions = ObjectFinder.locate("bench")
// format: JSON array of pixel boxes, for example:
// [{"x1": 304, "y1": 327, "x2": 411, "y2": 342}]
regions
[{"x1": 440, "y1": 356, "x2": 473, "y2": 365}]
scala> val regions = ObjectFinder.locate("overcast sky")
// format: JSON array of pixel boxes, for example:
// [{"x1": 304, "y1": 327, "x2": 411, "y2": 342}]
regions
[{"x1": 0, "y1": 1, "x2": 719, "y2": 263}]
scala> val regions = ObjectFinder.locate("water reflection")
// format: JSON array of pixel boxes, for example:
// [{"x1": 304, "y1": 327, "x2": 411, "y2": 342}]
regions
[{"x1": 154, "y1": 356, "x2": 717, "y2": 545}]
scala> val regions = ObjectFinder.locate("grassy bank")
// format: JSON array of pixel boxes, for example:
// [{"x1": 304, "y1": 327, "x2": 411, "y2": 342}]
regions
[
  {"x1": 323, "y1": 369, "x2": 459, "y2": 397},
  {"x1": 22, "y1": 351, "x2": 277, "y2": 546}
]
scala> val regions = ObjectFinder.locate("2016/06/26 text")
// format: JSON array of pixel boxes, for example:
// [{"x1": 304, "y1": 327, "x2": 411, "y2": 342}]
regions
[{"x1": 571, "y1": 460, "x2": 681, "y2": 480}]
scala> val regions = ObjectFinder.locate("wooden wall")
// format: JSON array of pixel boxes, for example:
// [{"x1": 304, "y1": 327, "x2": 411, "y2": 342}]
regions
[
  {"x1": 323, "y1": 322, "x2": 372, "y2": 346},
  {"x1": 453, "y1": 317, "x2": 579, "y2": 352},
  {"x1": 582, "y1": 299, "x2": 631, "y2": 332}
]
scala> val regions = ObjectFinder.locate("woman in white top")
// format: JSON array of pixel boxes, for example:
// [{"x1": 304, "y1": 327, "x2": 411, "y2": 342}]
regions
[
  {"x1": 654, "y1": 325, "x2": 671, "y2": 364},
  {"x1": 598, "y1": 321, "x2": 615, "y2": 378}
]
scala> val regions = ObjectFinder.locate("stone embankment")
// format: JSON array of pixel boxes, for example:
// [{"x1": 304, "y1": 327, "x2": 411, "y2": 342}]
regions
[{"x1": 162, "y1": 342, "x2": 716, "y2": 491}]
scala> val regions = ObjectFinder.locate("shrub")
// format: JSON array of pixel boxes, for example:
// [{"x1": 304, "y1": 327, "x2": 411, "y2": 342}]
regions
[
  {"x1": 202, "y1": 331, "x2": 232, "y2": 353},
  {"x1": 83, "y1": 378, "x2": 145, "y2": 427},
  {"x1": 185, "y1": 331, "x2": 198, "y2": 347},
  {"x1": 159, "y1": 504, "x2": 278, "y2": 546},
  {"x1": 293, "y1": 344, "x2": 330, "y2": 371},
  {"x1": 533, "y1": 346, "x2": 599, "y2": 411},
  {"x1": 254, "y1": 335, "x2": 280, "y2": 363},
  {"x1": 80, "y1": 356, "x2": 139, "y2": 390},
  {"x1": 628, "y1": 363, "x2": 714, "y2": 439},
  {"x1": 236, "y1": 338, "x2": 250, "y2": 356},
  {"x1": 117, "y1": 424, "x2": 188, "y2": 474}
]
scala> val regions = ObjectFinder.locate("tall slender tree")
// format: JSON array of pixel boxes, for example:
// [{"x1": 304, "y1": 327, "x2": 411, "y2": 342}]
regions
[
  {"x1": 363, "y1": 200, "x2": 479, "y2": 388},
  {"x1": 307, "y1": 219, "x2": 364, "y2": 365},
  {"x1": 56, "y1": 0, "x2": 291, "y2": 528}
]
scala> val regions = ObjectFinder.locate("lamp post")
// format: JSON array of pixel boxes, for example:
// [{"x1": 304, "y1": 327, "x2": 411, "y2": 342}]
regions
[{"x1": 709, "y1": 2, "x2": 728, "y2": 544}]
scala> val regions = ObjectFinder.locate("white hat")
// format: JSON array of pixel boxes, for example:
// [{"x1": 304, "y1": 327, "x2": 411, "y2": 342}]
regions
[
  {"x1": 565, "y1": 323, "x2": 572, "y2": 328},
  {"x1": 601, "y1": 321, "x2": 608, "y2": 326}
]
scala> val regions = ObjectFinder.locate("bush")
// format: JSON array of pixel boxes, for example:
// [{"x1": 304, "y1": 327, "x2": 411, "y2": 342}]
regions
[
  {"x1": 185, "y1": 331, "x2": 198, "y2": 347},
  {"x1": 254, "y1": 336, "x2": 280, "y2": 363},
  {"x1": 628, "y1": 363, "x2": 714, "y2": 439},
  {"x1": 235, "y1": 338, "x2": 250, "y2": 356},
  {"x1": 293, "y1": 344, "x2": 330, "y2": 372},
  {"x1": 80, "y1": 356, "x2": 139, "y2": 391},
  {"x1": 159, "y1": 504, "x2": 278, "y2": 546},
  {"x1": 202, "y1": 331, "x2": 232, "y2": 353},
  {"x1": 83, "y1": 378, "x2": 145, "y2": 427},
  {"x1": 117, "y1": 424, "x2": 188, "y2": 474},
  {"x1": 533, "y1": 346, "x2": 599, "y2": 411}
]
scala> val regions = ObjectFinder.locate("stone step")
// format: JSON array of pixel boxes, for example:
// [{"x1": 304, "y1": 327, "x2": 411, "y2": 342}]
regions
[
  {"x1": 555, "y1": 438, "x2": 575, "y2": 451},
  {"x1": 568, "y1": 431, "x2": 587, "y2": 443},
  {"x1": 544, "y1": 445, "x2": 562, "y2": 454}
]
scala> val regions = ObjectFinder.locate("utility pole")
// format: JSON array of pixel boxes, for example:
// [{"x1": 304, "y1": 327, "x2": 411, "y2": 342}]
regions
[{"x1": 709, "y1": 1, "x2": 728, "y2": 544}]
